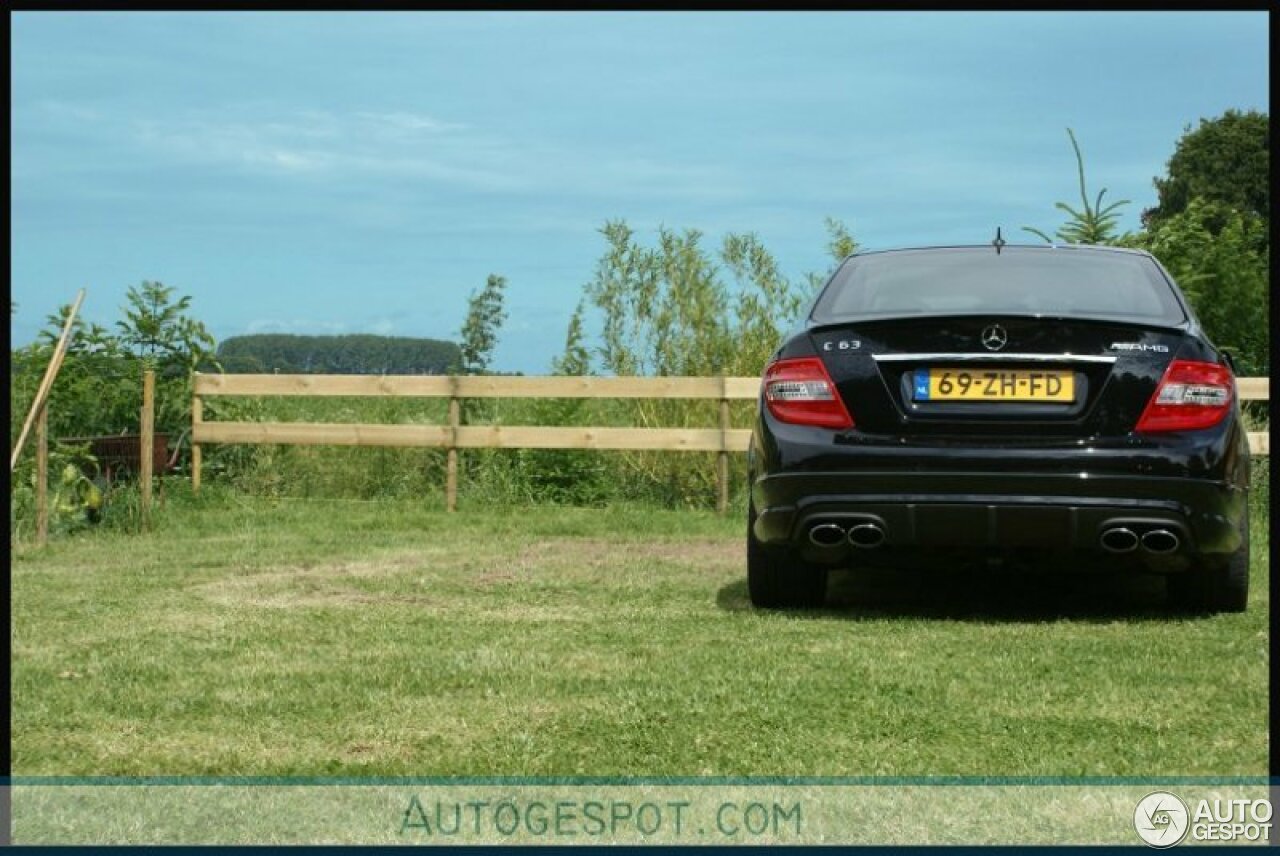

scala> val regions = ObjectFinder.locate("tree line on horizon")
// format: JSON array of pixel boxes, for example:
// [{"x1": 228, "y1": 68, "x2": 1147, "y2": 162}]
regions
[{"x1": 216, "y1": 333, "x2": 460, "y2": 376}]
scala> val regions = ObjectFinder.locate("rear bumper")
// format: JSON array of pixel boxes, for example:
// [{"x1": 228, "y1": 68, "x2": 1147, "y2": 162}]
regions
[{"x1": 751, "y1": 470, "x2": 1246, "y2": 562}]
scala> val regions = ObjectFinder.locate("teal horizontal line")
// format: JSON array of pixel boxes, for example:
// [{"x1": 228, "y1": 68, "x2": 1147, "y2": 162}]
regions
[{"x1": 5, "y1": 776, "x2": 1274, "y2": 787}]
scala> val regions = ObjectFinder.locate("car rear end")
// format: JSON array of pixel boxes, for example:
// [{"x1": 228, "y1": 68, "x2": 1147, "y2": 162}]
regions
[{"x1": 748, "y1": 245, "x2": 1251, "y2": 611}]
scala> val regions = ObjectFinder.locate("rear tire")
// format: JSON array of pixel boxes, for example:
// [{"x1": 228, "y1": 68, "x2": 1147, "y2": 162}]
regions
[
  {"x1": 1168, "y1": 506, "x2": 1249, "y2": 614},
  {"x1": 747, "y1": 504, "x2": 828, "y2": 609}
]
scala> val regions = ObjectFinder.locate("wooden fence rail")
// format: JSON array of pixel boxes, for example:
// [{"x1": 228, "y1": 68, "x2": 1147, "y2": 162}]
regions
[{"x1": 192, "y1": 373, "x2": 1270, "y2": 511}]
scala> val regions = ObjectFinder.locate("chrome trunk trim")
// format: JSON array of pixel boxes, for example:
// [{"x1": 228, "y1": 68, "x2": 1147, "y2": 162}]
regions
[{"x1": 872, "y1": 352, "x2": 1117, "y2": 364}]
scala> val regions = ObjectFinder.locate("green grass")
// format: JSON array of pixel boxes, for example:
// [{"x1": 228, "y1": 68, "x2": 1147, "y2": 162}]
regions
[{"x1": 10, "y1": 485, "x2": 1269, "y2": 777}]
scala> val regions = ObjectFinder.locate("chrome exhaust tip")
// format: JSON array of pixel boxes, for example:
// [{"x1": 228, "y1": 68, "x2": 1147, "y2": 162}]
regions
[
  {"x1": 808, "y1": 523, "x2": 847, "y2": 547},
  {"x1": 847, "y1": 522, "x2": 886, "y2": 549},
  {"x1": 1100, "y1": 527, "x2": 1139, "y2": 554},
  {"x1": 1141, "y1": 529, "x2": 1180, "y2": 554}
]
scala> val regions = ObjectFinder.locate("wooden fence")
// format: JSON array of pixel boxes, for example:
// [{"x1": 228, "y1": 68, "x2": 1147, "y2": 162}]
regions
[
  {"x1": 192, "y1": 374, "x2": 760, "y2": 511},
  {"x1": 192, "y1": 373, "x2": 1270, "y2": 512}
]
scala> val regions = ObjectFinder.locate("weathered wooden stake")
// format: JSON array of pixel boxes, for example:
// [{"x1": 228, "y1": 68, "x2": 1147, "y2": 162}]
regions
[
  {"x1": 36, "y1": 404, "x2": 49, "y2": 547},
  {"x1": 446, "y1": 378, "x2": 460, "y2": 512},
  {"x1": 140, "y1": 369, "x2": 155, "y2": 531},
  {"x1": 717, "y1": 378, "x2": 730, "y2": 514},
  {"x1": 191, "y1": 390, "x2": 203, "y2": 494}
]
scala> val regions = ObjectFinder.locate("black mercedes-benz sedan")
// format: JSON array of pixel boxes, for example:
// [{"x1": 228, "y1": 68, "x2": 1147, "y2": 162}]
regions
[{"x1": 747, "y1": 244, "x2": 1251, "y2": 612}]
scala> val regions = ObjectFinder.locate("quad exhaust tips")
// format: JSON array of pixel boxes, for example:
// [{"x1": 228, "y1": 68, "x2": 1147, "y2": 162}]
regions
[
  {"x1": 808, "y1": 519, "x2": 1180, "y2": 554},
  {"x1": 807, "y1": 519, "x2": 887, "y2": 549},
  {"x1": 1100, "y1": 525, "x2": 1182, "y2": 554}
]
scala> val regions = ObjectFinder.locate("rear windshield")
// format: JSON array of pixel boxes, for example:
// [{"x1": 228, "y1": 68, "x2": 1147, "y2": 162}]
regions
[{"x1": 812, "y1": 247, "x2": 1186, "y2": 324}]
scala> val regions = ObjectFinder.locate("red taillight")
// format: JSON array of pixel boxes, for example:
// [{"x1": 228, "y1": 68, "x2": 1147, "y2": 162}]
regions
[
  {"x1": 1134, "y1": 359, "x2": 1234, "y2": 433},
  {"x1": 762, "y1": 357, "x2": 854, "y2": 429}
]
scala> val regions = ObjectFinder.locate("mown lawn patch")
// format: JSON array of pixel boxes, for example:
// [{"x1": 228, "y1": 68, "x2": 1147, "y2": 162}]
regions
[{"x1": 10, "y1": 488, "x2": 1268, "y2": 776}]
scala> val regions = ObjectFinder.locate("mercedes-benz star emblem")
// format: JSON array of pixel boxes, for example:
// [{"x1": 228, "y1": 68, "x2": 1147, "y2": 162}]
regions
[{"x1": 981, "y1": 324, "x2": 1008, "y2": 351}]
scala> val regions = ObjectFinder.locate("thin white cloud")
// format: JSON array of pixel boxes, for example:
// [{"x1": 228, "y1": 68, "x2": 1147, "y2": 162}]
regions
[
  {"x1": 30, "y1": 99, "x2": 753, "y2": 204},
  {"x1": 39, "y1": 100, "x2": 106, "y2": 122},
  {"x1": 355, "y1": 111, "x2": 467, "y2": 133},
  {"x1": 245, "y1": 318, "x2": 350, "y2": 335},
  {"x1": 127, "y1": 108, "x2": 520, "y2": 190}
]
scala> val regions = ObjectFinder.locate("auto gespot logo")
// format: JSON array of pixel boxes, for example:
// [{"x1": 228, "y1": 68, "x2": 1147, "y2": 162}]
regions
[{"x1": 1134, "y1": 792, "x2": 1272, "y2": 847}]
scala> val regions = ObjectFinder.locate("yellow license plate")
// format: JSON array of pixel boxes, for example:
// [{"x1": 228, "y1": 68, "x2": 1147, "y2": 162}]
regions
[{"x1": 914, "y1": 368, "x2": 1075, "y2": 402}]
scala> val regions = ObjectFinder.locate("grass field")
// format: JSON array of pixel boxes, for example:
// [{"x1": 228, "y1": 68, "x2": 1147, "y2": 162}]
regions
[{"x1": 10, "y1": 485, "x2": 1269, "y2": 777}]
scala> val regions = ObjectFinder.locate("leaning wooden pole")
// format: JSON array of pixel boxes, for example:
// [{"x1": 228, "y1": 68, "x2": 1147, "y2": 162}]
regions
[{"x1": 11, "y1": 289, "x2": 86, "y2": 472}]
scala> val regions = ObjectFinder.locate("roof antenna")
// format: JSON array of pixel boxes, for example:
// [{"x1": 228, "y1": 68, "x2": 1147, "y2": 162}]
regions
[{"x1": 992, "y1": 226, "x2": 1006, "y2": 255}]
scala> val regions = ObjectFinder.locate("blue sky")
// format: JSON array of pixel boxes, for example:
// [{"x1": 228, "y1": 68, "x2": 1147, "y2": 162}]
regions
[{"x1": 10, "y1": 11, "x2": 1269, "y2": 373}]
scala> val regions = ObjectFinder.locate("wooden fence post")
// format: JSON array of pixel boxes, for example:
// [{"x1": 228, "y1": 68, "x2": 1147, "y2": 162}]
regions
[
  {"x1": 446, "y1": 376, "x2": 460, "y2": 512},
  {"x1": 140, "y1": 369, "x2": 155, "y2": 531},
  {"x1": 191, "y1": 383, "x2": 203, "y2": 494},
  {"x1": 36, "y1": 403, "x2": 49, "y2": 547},
  {"x1": 717, "y1": 377, "x2": 730, "y2": 514}
]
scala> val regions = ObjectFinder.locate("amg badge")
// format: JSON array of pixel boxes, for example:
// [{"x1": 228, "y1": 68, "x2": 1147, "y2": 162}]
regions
[{"x1": 1109, "y1": 342, "x2": 1170, "y2": 353}]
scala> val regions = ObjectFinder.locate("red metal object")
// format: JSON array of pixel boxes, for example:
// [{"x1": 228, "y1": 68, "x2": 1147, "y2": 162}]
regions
[{"x1": 60, "y1": 434, "x2": 174, "y2": 482}]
